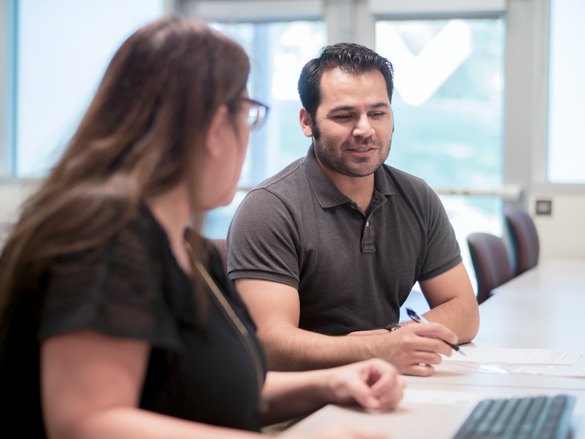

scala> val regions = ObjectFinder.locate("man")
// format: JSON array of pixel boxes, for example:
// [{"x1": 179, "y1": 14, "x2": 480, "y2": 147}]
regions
[{"x1": 227, "y1": 43, "x2": 479, "y2": 376}]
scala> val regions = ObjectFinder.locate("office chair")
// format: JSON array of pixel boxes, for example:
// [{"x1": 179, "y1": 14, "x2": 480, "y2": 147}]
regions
[
  {"x1": 210, "y1": 239, "x2": 228, "y2": 274},
  {"x1": 467, "y1": 232, "x2": 514, "y2": 304},
  {"x1": 504, "y1": 207, "x2": 540, "y2": 277}
]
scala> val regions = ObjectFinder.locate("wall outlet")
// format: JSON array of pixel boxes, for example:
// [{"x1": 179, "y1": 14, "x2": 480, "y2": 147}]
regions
[{"x1": 535, "y1": 199, "x2": 552, "y2": 216}]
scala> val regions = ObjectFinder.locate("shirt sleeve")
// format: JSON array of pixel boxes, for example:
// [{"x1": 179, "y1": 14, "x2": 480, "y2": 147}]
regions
[
  {"x1": 38, "y1": 220, "x2": 184, "y2": 352},
  {"x1": 227, "y1": 188, "x2": 301, "y2": 289},
  {"x1": 418, "y1": 187, "x2": 462, "y2": 281}
]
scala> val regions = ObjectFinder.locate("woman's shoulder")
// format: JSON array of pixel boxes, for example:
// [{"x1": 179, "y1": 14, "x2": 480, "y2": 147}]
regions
[
  {"x1": 50, "y1": 203, "x2": 166, "y2": 275},
  {"x1": 40, "y1": 204, "x2": 186, "y2": 350}
]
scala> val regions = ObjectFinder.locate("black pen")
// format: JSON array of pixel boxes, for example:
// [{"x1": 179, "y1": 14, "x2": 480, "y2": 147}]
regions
[{"x1": 405, "y1": 307, "x2": 466, "y2": 357}]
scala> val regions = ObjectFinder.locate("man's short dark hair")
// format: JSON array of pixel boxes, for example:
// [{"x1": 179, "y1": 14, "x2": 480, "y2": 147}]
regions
[{"x1": 297, "y1": 43, "x2": 394, "y2": 121}]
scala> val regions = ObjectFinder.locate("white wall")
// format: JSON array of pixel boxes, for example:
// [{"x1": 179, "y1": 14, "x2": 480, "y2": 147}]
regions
[{"x1": 532, "y1": 194, "x2": 585, "y2": 259}]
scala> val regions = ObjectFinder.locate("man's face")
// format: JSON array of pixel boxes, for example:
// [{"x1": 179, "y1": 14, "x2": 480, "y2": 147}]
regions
[{"x1": 302, "y1": 68, "x2": 393, "y2": 178}]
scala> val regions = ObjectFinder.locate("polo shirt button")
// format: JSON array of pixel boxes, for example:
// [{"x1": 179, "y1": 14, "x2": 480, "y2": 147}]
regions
[{"x1": 366, "y1": 221, "x2": 370, "y2": 227}]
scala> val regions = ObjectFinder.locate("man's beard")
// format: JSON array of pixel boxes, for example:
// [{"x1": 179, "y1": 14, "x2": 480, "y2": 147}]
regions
[{"x1": 311, "y1": 119, "x2": 391, "y2": 178}]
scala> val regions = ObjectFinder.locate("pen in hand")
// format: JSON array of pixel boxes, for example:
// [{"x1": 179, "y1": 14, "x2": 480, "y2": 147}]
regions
[{"x1": 405, "y1": 308, "x2": 466, "y2": 357}]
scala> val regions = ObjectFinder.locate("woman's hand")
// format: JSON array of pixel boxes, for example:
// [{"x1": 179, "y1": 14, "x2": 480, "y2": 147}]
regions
[
  {"x1": 261, "y1": 359, "x2": 404, "y2": 425},
  {"x1": 279, "y1": 360, "x2": 403, "y2": 439},
  {"x1": 325, "y1": 358, "x2": 405, "y2": 411}
]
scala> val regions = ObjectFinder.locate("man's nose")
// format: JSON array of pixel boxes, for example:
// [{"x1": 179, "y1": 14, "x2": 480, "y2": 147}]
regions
[{"x1": 353, "y1": 114, "x2": 375, "y2": 138}]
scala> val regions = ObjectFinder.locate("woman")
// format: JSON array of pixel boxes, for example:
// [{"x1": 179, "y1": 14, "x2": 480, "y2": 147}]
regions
[{"x1": 0, "y1": 17, "x2": 403, "y2": 438}]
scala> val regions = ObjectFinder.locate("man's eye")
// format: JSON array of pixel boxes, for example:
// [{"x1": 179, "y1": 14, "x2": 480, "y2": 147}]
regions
[
  {"x1": 370, "y1": 112, "x2": 385, "y2": 118},
  {"x1": 334, "y1": 114, "x2": 352, "y2": 120}
]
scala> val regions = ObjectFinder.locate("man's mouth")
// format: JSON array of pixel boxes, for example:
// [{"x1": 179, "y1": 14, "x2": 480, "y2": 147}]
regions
[{"x1": 350, "y1": 147, "x2": 375, "y2": 152}]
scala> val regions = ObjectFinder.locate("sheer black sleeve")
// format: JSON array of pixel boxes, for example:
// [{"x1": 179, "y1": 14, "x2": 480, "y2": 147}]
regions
[{"x1": 38, "y1": 212, "x2": 184, "y2": 352}]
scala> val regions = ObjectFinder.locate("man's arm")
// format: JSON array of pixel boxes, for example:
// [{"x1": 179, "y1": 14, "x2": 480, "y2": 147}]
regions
[
  {"x1": 236, "y1": 278, "x2": 458, "y2": 376},
  {"x1": 418, "y1": 262, "x2": 480, "y2": 344}
]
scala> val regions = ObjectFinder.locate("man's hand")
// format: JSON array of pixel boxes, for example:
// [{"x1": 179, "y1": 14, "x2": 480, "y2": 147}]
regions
[{"x1": 360, "y1": 323, "x2": 457, "y2": 376}]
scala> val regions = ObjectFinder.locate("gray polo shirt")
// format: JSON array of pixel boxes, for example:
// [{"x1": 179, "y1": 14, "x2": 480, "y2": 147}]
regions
[{"x1": 227, "y1": 145, "x2": 461, "y2": 336}]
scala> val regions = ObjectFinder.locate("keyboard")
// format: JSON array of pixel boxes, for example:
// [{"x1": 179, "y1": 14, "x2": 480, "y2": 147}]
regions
[{"x1": 453, "y1": 394, "x2": 575, "y2": 439}]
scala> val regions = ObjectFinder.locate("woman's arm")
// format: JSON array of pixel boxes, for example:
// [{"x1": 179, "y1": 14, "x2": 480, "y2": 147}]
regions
[
  {"x1": 260, "y1": 359, "x2": 405, "y2": 426},
  {"x1": 41, "y1": 329, "x2": 397, "y2": 439},
  {"x1": 41, "y1": 329, "x2": 261, "y2": 439}
]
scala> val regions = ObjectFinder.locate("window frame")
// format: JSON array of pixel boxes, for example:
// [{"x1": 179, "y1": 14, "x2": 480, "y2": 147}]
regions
[
  {"x1": 192, "y1": 0, "x2": 522, "y2": 201},
  {"x1": 0, "y1": 0, "x2": 15, "y2": 177},
  {"x1": 2, "y1": 0, "x2": 582, "y2": 194}
]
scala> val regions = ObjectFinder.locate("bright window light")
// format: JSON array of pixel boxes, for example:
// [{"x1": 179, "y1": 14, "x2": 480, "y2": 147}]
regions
[
  {"x1": 547, "y1": 0, "x2": 585, "y2": 184},
  {"x1": 206, "y1": 21, "x2": 326, "y2": 238},
  {"x1": 15, "y1": 0, "x2": 164, "y2": 177}
]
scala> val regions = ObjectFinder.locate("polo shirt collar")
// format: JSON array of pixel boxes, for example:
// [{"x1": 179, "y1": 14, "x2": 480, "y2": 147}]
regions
[{"x1": 304, "y1": 144, "x2": 395, "y2": 209}]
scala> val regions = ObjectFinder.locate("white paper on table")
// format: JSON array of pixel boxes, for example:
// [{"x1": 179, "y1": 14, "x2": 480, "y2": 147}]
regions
[
  {"x1": 442, "y1": 347, "x2": 585, "y2": 366},
  {"x1": 510, "y1": 366, "x2": 585, "y2": 378},
  {"x1": 436, "y1": 361, "x2": 512, "y2": 374},
  {"x1": 402, "y1": 388, "x2": 494, "y2": 406}
]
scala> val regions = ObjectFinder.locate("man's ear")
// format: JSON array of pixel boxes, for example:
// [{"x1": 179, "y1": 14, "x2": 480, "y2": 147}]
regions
[
  {"x1": 299, "y1": 108, "x2": 314, "y2": 138},
  {"x1": 206, "y1": 105, "x2": 230, "y2": 158}
]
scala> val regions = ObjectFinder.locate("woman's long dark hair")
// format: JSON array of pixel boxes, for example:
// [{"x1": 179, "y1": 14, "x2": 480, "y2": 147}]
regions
[{"x1": 0, "y1": 17, "x2": 250, "y2": 321}]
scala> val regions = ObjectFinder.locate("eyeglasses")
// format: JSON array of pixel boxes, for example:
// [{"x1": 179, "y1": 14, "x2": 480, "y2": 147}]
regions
[{"x1": 240, "y1": 98, "x2": 269, "y2": 131}]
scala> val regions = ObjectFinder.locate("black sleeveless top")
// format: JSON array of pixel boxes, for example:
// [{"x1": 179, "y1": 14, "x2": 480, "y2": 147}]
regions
[{"x1": 0, "y1": 205, "x2": 267, "y2": 437}]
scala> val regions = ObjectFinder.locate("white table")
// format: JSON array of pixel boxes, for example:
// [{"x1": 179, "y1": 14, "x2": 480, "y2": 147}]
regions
[
  {"x1": 285, "y1": 259, "x2": 585, "y2": 439},
  {"x1": 488, "y1": 259, "x2": 585, "y2": 296},
  {"x1": 474, "y1": 258, "x2": 585, "y2": 365},
  {"x1": 286, "y1": 388, "x2": 585, "y2": 439}
]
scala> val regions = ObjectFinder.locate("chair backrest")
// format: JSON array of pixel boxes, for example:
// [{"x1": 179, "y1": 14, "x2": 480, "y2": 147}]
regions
[
  {"x1": 504, "y1": 207, "x2": 540, "y2": 277},
  {"x1": 209, "y1": 239, "x2": 228, "y2": 274},
  {"x1": 467, "y1": 232, "x2": 514, "y2": 304}
]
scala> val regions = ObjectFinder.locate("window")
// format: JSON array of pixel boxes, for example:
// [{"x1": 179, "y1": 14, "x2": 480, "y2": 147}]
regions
[
  {"x1": 376, "y1": 19, "x2": 504, "y2": 189},
  {"x1": 12, "y1": 0, "x2": 164, "y2": 177},
  {"x1": 376, "y1": 18, "x2": 506, "y2": 280},
  {"x1": 205, "y1": 20, "x2": 326, "y2": 238},
  {"x1": 547, "y1": 0, "x2": 585, "y2": 184}
]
